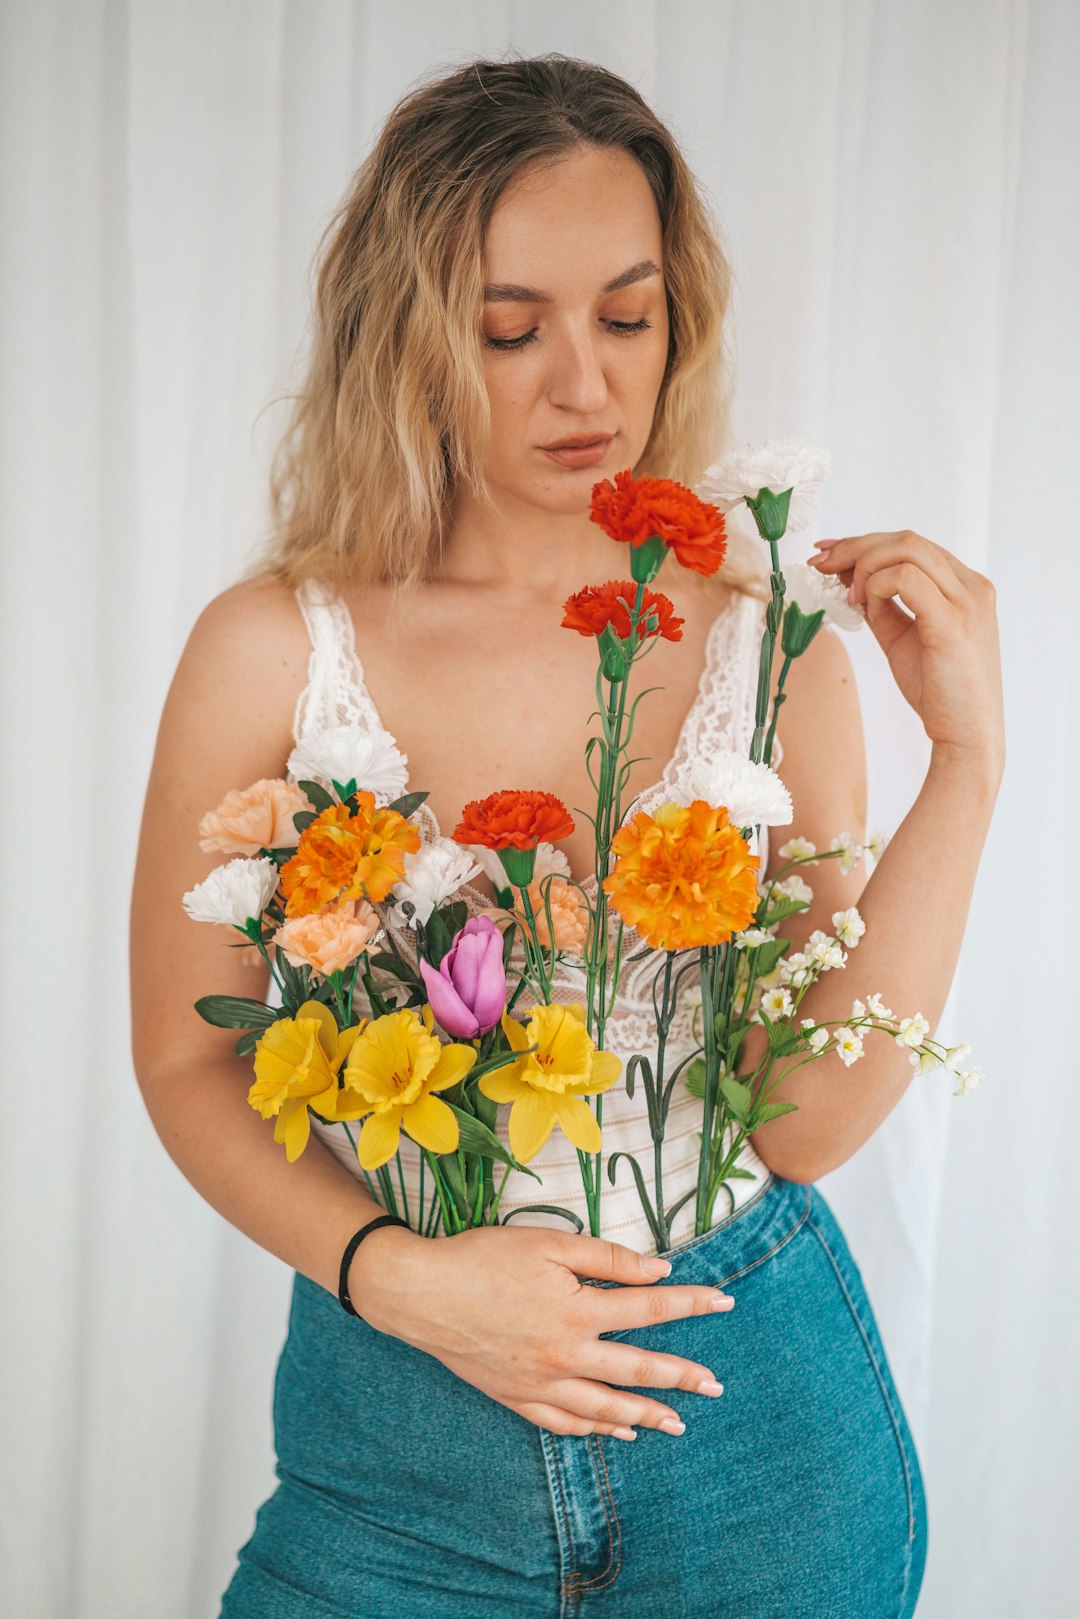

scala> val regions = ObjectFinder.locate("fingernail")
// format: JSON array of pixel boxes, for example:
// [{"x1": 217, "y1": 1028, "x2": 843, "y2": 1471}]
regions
[
  {"x1": 612, "y1": 1425, "x2": 637, "y2": 1441},
  {"x1": 710, "y1": 1293, "x2": 735, "y2": 1310},
  {"x1": 697, "y1": 1378, "x2": 725, "y2": 1396},
  {"x1": 659, "y1": 1416, "x2": 686, "y2": 1435},
  {"x1": 846, "y1": 582, "x2": 856, "y2": 602},
  {"x1": 814, "y1": 538, "x2": 839, "y2": 548},
  {"x1": 643, "y1": 1256, "x2": 671, "y2": 1276}
]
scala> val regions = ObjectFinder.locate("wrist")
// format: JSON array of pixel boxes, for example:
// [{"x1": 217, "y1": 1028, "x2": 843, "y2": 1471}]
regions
[
  {"x1": 346, "y1": 1223, "x2": 428, "y2": 1331},
  {"x1": 927, "y1": 738, "x2": 1005, "y2": 796}
]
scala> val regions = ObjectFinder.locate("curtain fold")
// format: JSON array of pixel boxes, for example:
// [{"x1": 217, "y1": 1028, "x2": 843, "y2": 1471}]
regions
[{"x1": 2, "y1": 3, "x2": 1075, "y2": 1614}]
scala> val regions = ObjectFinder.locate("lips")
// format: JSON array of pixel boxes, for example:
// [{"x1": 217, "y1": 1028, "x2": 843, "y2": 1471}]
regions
[
  {"x1": 540, "y1": 437, "x2": 614, "y2": 468},
  {"x1": 541, "y1": 434, "x2": 613, "y2": 450}
]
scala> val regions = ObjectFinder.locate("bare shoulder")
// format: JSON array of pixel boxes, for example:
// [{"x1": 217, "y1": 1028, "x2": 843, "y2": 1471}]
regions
[{"x1": 129, "y1": 572, "x2": 314, "y2": 1089}]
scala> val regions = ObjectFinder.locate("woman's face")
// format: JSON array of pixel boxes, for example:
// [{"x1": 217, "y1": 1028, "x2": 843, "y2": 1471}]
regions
[{"x1": 477, "y1": 145, "x2": 671, "y2": 519}]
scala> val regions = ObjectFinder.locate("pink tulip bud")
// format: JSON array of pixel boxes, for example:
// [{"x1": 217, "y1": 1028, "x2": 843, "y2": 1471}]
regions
[{"x1": 418, "y1": 914, "x2": 508, "y2": 1039}]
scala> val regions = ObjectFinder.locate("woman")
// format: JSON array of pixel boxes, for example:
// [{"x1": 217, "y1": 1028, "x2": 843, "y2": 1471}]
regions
[{"x1": 130, "y1": 54, "x2": 1003, "y2": 1618}]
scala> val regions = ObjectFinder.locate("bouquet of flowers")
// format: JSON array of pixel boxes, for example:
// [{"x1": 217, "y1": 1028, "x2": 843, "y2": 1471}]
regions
[{"x1": 184, "y1": 439, "x2": 982, "y2": 1248}]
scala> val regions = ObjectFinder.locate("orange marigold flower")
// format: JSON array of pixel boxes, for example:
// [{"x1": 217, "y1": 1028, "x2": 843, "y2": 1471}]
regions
[
  {"x1": 589, "y1": 469, "x2": 728, "y2": 577},
  {"x1": 451, "y1": 789, "x2": 574, "y2": 852},
  {"x1": 561, "y1": 579, "x2": 685, "y2": 643},
  {"x1": 602, "y1": 799, "x2": 760, "y2": 951},
  {"x1": 279, "y1": 790, "x2": 420, "y2": 917}
]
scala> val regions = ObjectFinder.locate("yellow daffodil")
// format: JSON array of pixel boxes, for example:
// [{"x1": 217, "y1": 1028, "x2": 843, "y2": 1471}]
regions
[
  {"x1": 328, "y1": 1002, "x2": 474, "y2": 1171},
  {"x1": 477, "y1": 1002, "x2": 622, "y2": 1163},
  {"x1": 248, "y1": 999, "x2": 367, "y2": 1163}
]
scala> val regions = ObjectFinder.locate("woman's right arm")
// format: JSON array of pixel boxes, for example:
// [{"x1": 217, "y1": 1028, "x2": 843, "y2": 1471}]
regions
[{"x1": 130, "y1": 579, "x2": 735, "y2": 1441}]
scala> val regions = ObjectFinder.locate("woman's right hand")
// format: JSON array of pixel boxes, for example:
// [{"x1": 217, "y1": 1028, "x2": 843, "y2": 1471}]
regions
[{"x1": 349, "y1": 1222, "x2": 736, "y2": 1441}]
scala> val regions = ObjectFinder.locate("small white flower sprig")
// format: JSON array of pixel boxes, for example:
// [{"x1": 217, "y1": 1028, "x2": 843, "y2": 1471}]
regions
[{"x1": 742, "y1": 835, "x2": 984, "y2": 1099}]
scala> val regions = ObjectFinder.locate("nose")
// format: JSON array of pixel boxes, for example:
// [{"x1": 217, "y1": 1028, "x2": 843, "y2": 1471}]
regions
[{"x1": 547, "y1": 322, "x2": 610, "y2": 415}]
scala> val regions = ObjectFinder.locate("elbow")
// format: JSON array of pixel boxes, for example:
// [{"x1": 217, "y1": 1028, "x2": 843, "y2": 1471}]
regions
[{"x1": 751, "y1": 1128, "x2": 827, "y2": 1186}]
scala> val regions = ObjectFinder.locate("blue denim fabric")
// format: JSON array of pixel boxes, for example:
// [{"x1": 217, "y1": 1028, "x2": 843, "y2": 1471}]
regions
[{"x1": 219, "y1": 1174, "x2": 927, "y2": 1618}]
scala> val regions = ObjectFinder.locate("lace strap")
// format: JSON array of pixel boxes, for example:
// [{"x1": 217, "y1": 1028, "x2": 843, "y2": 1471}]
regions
[{"x1": 292, "y1": 577, "x2": 381, "y2": 742}]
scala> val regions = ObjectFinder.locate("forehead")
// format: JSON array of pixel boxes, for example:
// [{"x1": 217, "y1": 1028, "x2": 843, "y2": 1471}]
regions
[{"x1": 483, "y1": 148, "x2": 663, "y2": 288}]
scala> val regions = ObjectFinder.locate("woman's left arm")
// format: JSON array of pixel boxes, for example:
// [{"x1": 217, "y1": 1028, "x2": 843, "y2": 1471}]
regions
[{"x1": 741, "y1": 528, "x2": 1005, "y2": 1184}]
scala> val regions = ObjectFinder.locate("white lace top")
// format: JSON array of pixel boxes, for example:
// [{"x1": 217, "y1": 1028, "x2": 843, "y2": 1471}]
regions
[{"x1": 289, "y1": 576, "x2": 782, "y2": 1254}]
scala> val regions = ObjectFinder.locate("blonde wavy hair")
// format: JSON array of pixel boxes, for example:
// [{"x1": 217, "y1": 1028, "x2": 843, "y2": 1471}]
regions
[{"x1": 238, "y1": 52, "x2": 765, "y2": 620}]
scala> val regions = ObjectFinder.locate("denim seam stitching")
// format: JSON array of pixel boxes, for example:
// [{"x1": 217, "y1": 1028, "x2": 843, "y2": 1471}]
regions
[
  {"x1": 805, "y1": 1207, "x2": 917, "y2": 1617},
  {"x1": 544, "y1": 1433, "x2": 579, "y2": 1610},
  {"x1": 563, "y1": 1435, "x2": 623, "y2": 1594}
]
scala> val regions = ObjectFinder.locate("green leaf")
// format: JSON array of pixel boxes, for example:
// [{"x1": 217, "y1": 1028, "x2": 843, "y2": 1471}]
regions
[
  {"x1": 683, "y1": 1056, "x2": 707, "y2": 1100},
  {"x1": 719, "y1": 1073, "x2": 752, "y2": 1124},
  {"x1": 194, "y1": 995, "x2": 279, "y2": 1031},
  {"x1": 501, "y1": 1204, "x2": 585, "y2": 1233},
  {"x1": 444, "y1": 1104, "x2": 541, "y2": 1181},
  {"x1": 605, "y1": 1150, "x2": 662, "y2": 1247},
  {"x1": 386, "y1": 789, "x2": 429, "y2": 819},
  {"x1": 763, "y1": 1016, "x2": 802, "y2": 1054},
  {"x1": 752, "y1": 1100, "x2": 800, "y2": 1124},
  {"x1": 295, "y1": 778, "x2": 335, "y2": 813},
  {"x1": 750, "y1": 937, "x2": 790, "y2": 978},
  {"x1": 759, "y1": 895, "x2": 810, "y2": 927}
]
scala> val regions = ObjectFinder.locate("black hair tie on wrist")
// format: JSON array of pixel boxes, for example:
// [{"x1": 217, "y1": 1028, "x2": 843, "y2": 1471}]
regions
[{"x1": 338, "y1": 1213, "x2": 412, "y2": 1317}]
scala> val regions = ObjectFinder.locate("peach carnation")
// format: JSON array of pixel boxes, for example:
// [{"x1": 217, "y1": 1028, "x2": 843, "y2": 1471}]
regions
[
  {"x1": 272, "y1": 898, "x2": 383, "y2": 978},
  {"x1": 199, "y1": 778, "x2": 311, "y2": 856}
]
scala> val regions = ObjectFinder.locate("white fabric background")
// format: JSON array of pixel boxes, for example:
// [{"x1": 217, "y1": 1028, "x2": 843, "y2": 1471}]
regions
[{"x1": 2, "y1": 2, "x2": 1076, "y2": 1614}]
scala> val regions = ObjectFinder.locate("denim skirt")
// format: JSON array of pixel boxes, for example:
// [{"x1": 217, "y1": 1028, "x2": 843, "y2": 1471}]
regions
[{"x1": 218, "y1": 1174, "x2": 928, "y2": 1618}]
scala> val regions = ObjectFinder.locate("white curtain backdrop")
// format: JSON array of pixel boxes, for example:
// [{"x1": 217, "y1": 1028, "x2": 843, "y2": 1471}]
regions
[{"x1": 3, "y1": 2, "x2": 1077, "y2": 1614}]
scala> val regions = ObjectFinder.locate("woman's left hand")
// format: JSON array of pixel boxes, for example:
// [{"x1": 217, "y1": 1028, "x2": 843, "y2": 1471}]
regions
[{"x1": 808, "y1": 529, "x2": 1005, "y2": 775}]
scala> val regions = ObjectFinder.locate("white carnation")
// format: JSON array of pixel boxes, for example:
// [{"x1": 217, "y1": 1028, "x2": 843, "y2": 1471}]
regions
[
  {"x1": 673, "y1": 752, "x2": 793, "y2": 828},
  {"x1": 832, "y1": 907, "x2": 866, "y2": 947},
  {"x1": 695, "y1": 438, "x2": 832, "y2": 534},
  {"x1": 288, "y1": 724, "x2": 409, "y2": 805},
  {"x1": 391, "y1": 837, "x2": 486, "y2": 927},
  {"x1": 182, "y1": 856, "x2": 280, "y2": 928},
  {"x1": 783, "y1": 560, "x2": 865, "y2": 631}
]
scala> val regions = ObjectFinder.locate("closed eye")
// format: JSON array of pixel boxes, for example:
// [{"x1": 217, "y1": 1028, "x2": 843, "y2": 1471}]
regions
[{"x1": 483, "y1": 318, "x2": 652, "y2": 352}]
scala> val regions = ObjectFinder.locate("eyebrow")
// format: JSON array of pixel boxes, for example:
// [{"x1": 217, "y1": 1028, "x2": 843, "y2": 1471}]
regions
[{"x1": 482, "y1": 257, "x2": 662, "y2": 304}]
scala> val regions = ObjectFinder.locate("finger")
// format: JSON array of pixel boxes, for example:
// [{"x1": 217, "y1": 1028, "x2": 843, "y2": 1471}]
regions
[
  {"x1": 556, "y1": 1234, "x2": 676, "y2": 1286},
  {"x1": 585, "y1": 1281, "x2": 735, "y2": 1336},
  {"x1": 861, "y1": 560, "x2": 952, "y2": 628},
  {"x1": 549, "y1": 1377, "x2": 690, "y2": 1434},
  {"x1": 810, "y1": 532, "x2": 966, "y2": 606},
  {"x1": 515, "y1": 1400, "x2": 638, "y2": 1440},
  {"x1": 589, "y1": 1341, "x2": 725, "y2": 1398}
]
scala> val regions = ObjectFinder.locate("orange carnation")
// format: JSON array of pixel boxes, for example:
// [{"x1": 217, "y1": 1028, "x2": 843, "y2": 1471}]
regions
[
  {"x1": 561, "y1": 579, "x2": 685, "y2": 643},
  {"x1": 602, "y1": 799, "x2": 760, "y2": 951},
  {"x1": 279, "y1": 790, "x2": 420, "y2": 917},
  {"x1": 589, "y1": 469, "x2": 728, "y2": 577},
  {"x1": 451, "y1": 789, "x2": 574, "y2": 852}
]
